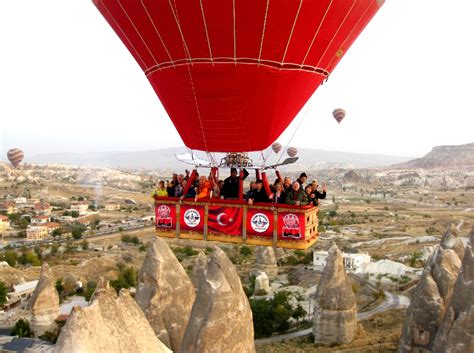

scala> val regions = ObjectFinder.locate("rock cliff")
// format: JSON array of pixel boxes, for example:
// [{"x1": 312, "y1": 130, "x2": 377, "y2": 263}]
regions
[
  {"x1": 181, "y1": 247, "x2": 255, "y2": 353},
  {"x1": 54, "y1": 281, "x2": 170, "y2": 353},
  {"x1": 135, "y1": 238, "x2": 195, "y2": 352},
  {"x1": 313, "y1": 245, "x2": 357, "y2": 345}
]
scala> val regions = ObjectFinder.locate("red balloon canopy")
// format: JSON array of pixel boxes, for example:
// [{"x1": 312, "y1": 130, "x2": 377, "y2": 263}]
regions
[{"x1": 93, "y1": 0, "x2": 384, "y2": 152}]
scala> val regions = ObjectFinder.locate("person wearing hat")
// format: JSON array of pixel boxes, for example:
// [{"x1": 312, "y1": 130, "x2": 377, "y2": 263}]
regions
[{"x1": 297, "y1": 172, "x2": 308, "y2": 189}]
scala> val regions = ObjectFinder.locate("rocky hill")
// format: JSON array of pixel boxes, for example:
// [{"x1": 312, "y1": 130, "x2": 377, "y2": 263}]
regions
[
  {"x1": 20, "y1": 147, "x2": 410, "y2": 171},
  {"x1": 394, "y1": 143, "x2": 474, "y2": 169}
]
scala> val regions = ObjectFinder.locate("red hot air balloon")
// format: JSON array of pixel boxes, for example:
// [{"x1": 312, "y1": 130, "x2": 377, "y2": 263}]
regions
[
  {"x1": 272, "y1": 142, "x2": 282, "y2": 154},
  {"x1": 287, "y1": 147, "x2": 298, "y2": 158},
  {"x1": 333, "y1": 108, "x2": 346, "y2": 124},
  {"x1": 93, "y1": 0, "x2": 383, "y2": 152},
  {"x1": 7, "y1": 148, "x2": 24, "y2": 168}
]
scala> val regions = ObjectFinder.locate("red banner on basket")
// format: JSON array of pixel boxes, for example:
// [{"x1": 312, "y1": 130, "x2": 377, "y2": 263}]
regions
[
  {"x1": 277, "y1": 212, "x2": 305, "y2": 240},
  {"x1": 180, "y1": 205, "x2": 205, "y2": 232},
  {"x1": 208, "y1": 206, "x2": 243, "y2": 236},
  {"x1": 246, "y1": 209, "x2": 274, "y2": 238},
  {"x1": 155, "y1": 204, "x2": 176, "y2": 229}
]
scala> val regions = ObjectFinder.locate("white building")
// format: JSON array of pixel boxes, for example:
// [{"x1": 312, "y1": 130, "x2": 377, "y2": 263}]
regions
[
  {"x1": 8, "y1": 280, "x2": 39, "y2": 302},
  {"x1": 15, "y1": 197, "x2": 27, "y2": 205},
  {"x1": 313, "y1": 250, "x2": 371, "y2": 271},
  {"x1": 31, "y1": 215, "x2": 50, "y2": 225},
  {"x1": 71, "y1": 202, "x2": 88, "y2": 216},
  {"x1": 104, "y1": 203, "x2": 121, "y2": 211}
]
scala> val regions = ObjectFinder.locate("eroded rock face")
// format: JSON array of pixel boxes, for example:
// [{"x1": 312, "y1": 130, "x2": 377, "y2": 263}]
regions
[
  {"x1": 432, "y1": 227, "x2": 474, "y2": 353},
  {"x1": 190, "y1": 252, "x2": 208, "y2": 289},
  {"x1": 29, "y1": 263, "x2": 59, "y2": 337},
  {"x1": 313, "y1": 245, "x2": 357, "y2": 345},
  {"x1": 135, "y1": 238, "x2": 195, "y2": 352},
  {"x1": 54, "y1": 282, "x2": 170, "y2": 353},
  {"x1": 254, "y1": 246, "x2": 278, "y2": 278},
  {"x1": 399, "y1": 225, "x2": 465, "y2": 353},
  {"x1": 254, "y1": 271, "x2": 271, "y2": 295},
  {"x1": 181, "y1": 247, "x2": 255, "y2": 353}
]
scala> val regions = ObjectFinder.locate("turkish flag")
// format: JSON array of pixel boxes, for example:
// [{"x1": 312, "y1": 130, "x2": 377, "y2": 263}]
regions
[{"x1": 208, "y1": 206, "x2": 243, "y2": 236}]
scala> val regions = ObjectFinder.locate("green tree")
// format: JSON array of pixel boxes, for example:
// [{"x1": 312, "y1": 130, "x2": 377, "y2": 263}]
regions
[
  {"x1": 19, "y1": 251, "x2": 41, "y2": 266},
  {"x1": 110, "y1": 266, "x2": 138, "y2": 292},
  {"x1": 84, "y1": 281, "x2": 97, "y2": 301},
  {"x1": 1, "y1": 250, "x2": 18, "y2": 267},
  {"x1": 11, "y1": 319, "x2": 33, "y2": 338},
  {"x1": 239, "y1": 246, "x2": 252, "y2": 257},
  {"x1": 0, "y1": 280, "x2": 8, "y2": 306},
  {"x1": 71, "y1": 211, "x2": 80, "y2": 218},
  {"x1": 80, "y1": 240, "x2": 89, "y2": 251},
  {"x1": 250, "y1": 291, "x2": 294, "y2": 338},
  {"x1": 291, "y1": 305, "x2": 307, "y2": 328},
  {"x1": 71, "y1": 224, "x2": 86, "y2": 240},
  {"x1": 50, "y1": 244, "x2": 59, "y2": 255},
  {"x1": 55, "y1": 279, "x2": 64, "y2": 295},
  {"x1": 51, "y1": 228, "x2": 62, "y2": 237}
]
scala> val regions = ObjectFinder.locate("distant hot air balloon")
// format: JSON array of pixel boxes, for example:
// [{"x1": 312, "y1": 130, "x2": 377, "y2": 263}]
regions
[
  {"x1": 272, "y1": 142, "x2": 282, "y2": 154},
  {"x1": 333, "y1": 108, "x2": 346, "y2": 124},
  {"x1": 7, "y1": 148, "x2": 24, "y2": 168},
  {"x1": 93, "y1": 0, "x2": 384, "y2": 153},
  {"x1": 287, "y1": 147, "x2": 298, "y2": 158}
]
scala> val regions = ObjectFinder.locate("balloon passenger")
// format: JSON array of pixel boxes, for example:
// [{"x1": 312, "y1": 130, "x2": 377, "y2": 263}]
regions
[
  {"x1": 270, "y1": 182, "x2": 285, "y2": 204},
  {"x1": 220, "y1": 168, "x2": 240, "y2": 199},
  {"x1": 195, "y1": 176, "x2": 211, "y2": 201},
  {"x1": 151, "y1": 180, "x2": 168, "y2": 198},
  {"x1": 297, "y1": 173, "x2": 308, "y2": 188},
  {"x1": 248, "y1": 180, "x2": 269, "y2": 204},
  {"x1": 311, "y1": 180, "x2": 327, "y2": 206},
  {"x1": 286, "y1": 182, "x2": 309, "y2": 206}
]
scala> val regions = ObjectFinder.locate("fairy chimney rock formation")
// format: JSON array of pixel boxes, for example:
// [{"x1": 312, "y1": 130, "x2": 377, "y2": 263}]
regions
[
  {"x1": 181, "y1": 246, "x2": 256, "y2": 353},
  {"x1": 313, "y1": 245, "x2": 357, "y2": 345},
  {"x1": 190, "y1": 251, "x2": 208, "y2": 289},
  {"x1": 54, "y1": 284, "x2": 171, "y2": 353},
  {"x1": 29, "y1": 263, "x2": 60, "y2": 337},
  {"x1": 135, "y1": 237, "x2": 195, "y2": 352},
  {"x1": 254, "y1": 246, "x2": 278, "y2": 278},
  {"x1": 399, "y1": 224, "x2": 465, "y2": 353},
  {"x1": 254, "y1": 272, "x2": 271, "y2": 295},
  {"x1": 432, "y1": 227, "x2": 474, "y2": 353}
]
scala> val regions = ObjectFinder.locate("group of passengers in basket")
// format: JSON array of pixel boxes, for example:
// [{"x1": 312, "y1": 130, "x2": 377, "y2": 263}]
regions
[{"x1": 152, "y1": 169, "x2": 326, "y2": 207}]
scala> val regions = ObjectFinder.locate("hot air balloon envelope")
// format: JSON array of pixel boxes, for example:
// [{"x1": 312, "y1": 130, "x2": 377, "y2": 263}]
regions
[
  {"x1": 7, "y1": 148, "x2": 24, "y2": 168},
  {"x1": 287, "y1": 147, "x2": 298, "y2": 158},
  {"x1": 94, "y1": 0, "x2": 384, "y2": 152},
  {"x1": 272, "y1": 142, "x2": 282, "y2": 154},
  {"x1": 333, "y1": 108, "x2": 346, "y2": 123}
]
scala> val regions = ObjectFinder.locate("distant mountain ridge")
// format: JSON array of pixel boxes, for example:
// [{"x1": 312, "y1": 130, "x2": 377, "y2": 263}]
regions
[
  {"x1": 393, "y1": 143, "x2": 474, "y2": 169},
  {"x1": 24, "y1": 147, "x2": 411, "y2": 171}
]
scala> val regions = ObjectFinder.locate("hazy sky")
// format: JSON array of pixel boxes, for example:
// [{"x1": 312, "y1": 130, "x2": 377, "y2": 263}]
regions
[{"x1": 1, "y1": 0, "x2": 473, "y2": 160}]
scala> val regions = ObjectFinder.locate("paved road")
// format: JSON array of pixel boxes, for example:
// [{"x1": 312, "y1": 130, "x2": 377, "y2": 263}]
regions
[{"x1": 255, "y1": 291, "x2": 407, "y2": 345}]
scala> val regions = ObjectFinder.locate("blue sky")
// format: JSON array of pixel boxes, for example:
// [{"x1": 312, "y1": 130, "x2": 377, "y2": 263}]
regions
[{"x1": 1, "y1": 0, "x2": 473, "y2": 159}]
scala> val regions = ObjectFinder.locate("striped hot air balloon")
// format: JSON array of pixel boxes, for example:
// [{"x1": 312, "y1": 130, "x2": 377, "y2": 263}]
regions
[
  {"x1": 332, "y1": 108, "x2": 346, "y2": 124},
  {"x1": 7, "y1": 148, "x2": 24, "y2": 168},
  {"x1": 272, "y1": 142, "x2": 282, "y2": 154},
  {"x1": 287, "y1": 147, "x2": 298, "y2": 158}
]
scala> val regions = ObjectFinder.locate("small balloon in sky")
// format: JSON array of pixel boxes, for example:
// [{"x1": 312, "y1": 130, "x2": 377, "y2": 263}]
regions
[{"x1": 332, "y1": 108, "x2": 346, "y2": 124}]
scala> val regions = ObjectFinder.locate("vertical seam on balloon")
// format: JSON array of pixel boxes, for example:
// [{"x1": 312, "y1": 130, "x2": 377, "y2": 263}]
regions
[
  {"x1": 326, "y1": 0, "x2": 373, "y2": 70},
  {"x1": 281, "y1": 0, "x2": 303, "y2": 65},
  {"x1": 258, "y1": 0, "x2": 270, "y2": 64},
  {"x1": 300, "y1": 0, "x2": 333, "y2": 68},
  {"x1": 315, "y1": 0, "x2": 358, "y2": 68},
  {"x1": 199, "y1": 0, "x2": 214, "y2": 64},
  {"x1": 99, "y1": 1, "x2": 148, "y2": 69},
  {"x1": 233, "y1": 0, "x2": 236, "y2": 63},
  {"x1": 170, "y1": 0, "x2": 209, "y2": 152},
  {"x1": 168, "y1": 0, "x2": 193, "y2": 63},
  {"x1": 117, "y1": 0, "x2": 158, "y2": 66},
  {"x1": 140, "y1": 0, "x2": 174, "y2": 67}
]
